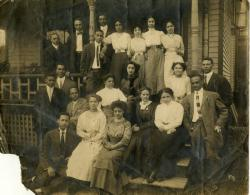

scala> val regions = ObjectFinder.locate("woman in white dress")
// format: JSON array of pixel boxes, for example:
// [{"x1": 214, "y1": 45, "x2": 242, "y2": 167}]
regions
[
  {"x1": 66, "y1": 94, "x2": 106, "y2": 181},
  {"x1": 165, "y1": 62, "x2": 191, "y2": 103},
  {"x1": 142, "y1": 17, "x2": 165, "y2": 94},
  {"x1": 130, "y1": 26, "x2": 146, "y2": 83},
  {"x1": 97, "y1": 74, "x2": 127, "y2": 120},
  {"x1": 161, "y1": 21, "x2": 185, "y2": 86}
]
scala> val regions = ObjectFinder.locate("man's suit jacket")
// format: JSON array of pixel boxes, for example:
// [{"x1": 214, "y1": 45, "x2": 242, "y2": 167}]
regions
[
  {"x1": 39, "y1": 128, "x2": 80, "y2": 173},
  {"x1": 66, "y1": 98, "x2": 89, "y2": 125},
  {"x1": 34, "y1": 87, "x2": 66, "y2": 134},
  {"x1": 67, "y1": 32, "x2": 88, "y2": 72},
  {"x1": 204, "y1": 72, "x2": 233, "y2": 107},
  {"x1": 80, "y1": 42, "x2": 108, "y2": 74},
  {"x1": 182, "y1": 90, "x2": 228, "y2": 157},
  {"x1": 55, "y1": 77, "x2": 77, "y2": 97},
  {"x1": 44, "y1": 44, "x2": 68, "y2": 73}
]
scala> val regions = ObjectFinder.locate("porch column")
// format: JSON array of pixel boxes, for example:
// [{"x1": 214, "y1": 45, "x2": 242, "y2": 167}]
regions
[
  {"x1": 191, "y1": 0, "x2": 200, "y2": 70},
  {"x1": 87, "y1": 0, "x2": 96, "y2": 43},
  {"x1": 203, "y1": 0, "x2": 209, "y2": 57}
]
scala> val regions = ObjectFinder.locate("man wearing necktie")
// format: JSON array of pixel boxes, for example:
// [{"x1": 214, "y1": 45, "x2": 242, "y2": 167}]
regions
[
  {"x1": 182, "y1": 71, "x2": 228, "y2": 185},
  {"x1": 67, "y1": 18, "x2": 88, "y2": 73},
  {"x1": 29, "y1": 113, "x2": 80, "y2": 193},
  {"x1": 81, "y1": 30, "x2": 108, "y2": 94}
]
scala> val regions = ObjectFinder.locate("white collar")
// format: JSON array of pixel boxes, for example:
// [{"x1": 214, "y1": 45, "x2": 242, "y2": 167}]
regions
[
  {"x1": 59, "y1": 128, "x2": 67, "y2": 133},
  {"x1": 139, "y1": 101, "x2": 152, "y2": 110},
  {"x1": 100, "y1": 25, "x2": 108, "y2": 29},
  {"x1": 95, "y1": 41, "x2": 101, "y2": 46},
  {"x1": 52, "y1": 43, "x2": 59, "y2": 49},
  {"x1": 46, "y1": 86, "x2": 54, "y2": 90},
  {"x1": 57, "y1": 76, "x2": 65, "y2": 80},
  {"x1": 204, "y1": 71, "x2": 213, "y2": 77},
  {"x1": 194, "y1": 88, "x2": 204, "y2": 94}
]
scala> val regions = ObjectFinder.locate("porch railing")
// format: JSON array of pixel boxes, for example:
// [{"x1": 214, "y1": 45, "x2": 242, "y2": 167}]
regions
[{"x1": 0, "y1": 73, "x2": 84, "y2": 104}]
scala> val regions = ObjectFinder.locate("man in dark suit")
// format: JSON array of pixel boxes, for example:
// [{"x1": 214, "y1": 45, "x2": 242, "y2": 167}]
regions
[
  {"x1": 29, "y1": 113, "x2": 80, "y2": 194},
  {"x1": 67, "y1": 18, "x2": 88, "y2": 73},
  {"x1": 55, "y1": 64, "x2": 77, "y2": 100},
  {"x1": 182, "y1": 71, "x2": 228, "y2": 185},
  {"x1": 202, "y1": 57, "x2": 233, "y2": 107},
  {"x1": 34, "y1": 73, "x2": 66, "y2": 140},
  {"x1": 81, "y1": 30, "x2": 108, "y2": 94},
  {"x1": 44, "y1": 33, "x2": 68, "y2": 73}
]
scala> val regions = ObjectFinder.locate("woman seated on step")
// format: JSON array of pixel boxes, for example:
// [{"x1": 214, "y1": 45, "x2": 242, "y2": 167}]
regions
[{"x1": 147, "y1": 88, "x2": 184, "y2": 183}]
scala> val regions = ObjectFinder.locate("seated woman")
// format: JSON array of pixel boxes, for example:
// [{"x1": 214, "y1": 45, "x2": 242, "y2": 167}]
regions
[
  {"x1": 123, "y1": 87, "x2": 157, "y2": 178},
  {"x1": 97, "y1": 74, "x2": 127, "y2": 120},
  {"x1": 165, "y1": 62, "x2": 191, "y2": 103},
  {"x1": 120, "y1": 62, "x2": 141, "y2": 124},
  {"x1": 89, "y1": 100, "x2": 132, "y2": 195},
  {"x1": 66, "y1": 94, "x2": 106, "y2": 181},
  {"x1": 147, "y1": 88, "x2": 184, "y2": 182}
]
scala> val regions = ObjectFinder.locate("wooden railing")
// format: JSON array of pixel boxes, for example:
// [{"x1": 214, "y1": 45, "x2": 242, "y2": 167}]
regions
[{"x1": 0, "y1": 73, "x2": 84, "y2": 104}]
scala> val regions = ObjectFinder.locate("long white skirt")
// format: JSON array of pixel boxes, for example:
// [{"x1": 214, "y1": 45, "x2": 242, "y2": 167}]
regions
[
  {"x1": 164, "y1": 52, "x2": 184, "y2": 86},
  {"x1": 66, "y1": 140, "x2": 102, "y2": 181}
]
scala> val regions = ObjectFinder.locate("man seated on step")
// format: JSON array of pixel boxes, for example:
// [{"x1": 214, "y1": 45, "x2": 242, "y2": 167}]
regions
[{"x1": 29, "y1": 112, "x2": 80, "y2": 194}]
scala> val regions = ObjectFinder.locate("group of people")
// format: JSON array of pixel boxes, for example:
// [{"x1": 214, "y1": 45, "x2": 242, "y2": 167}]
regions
[{"x1": 30, "y1": 14, "x2": 233, "y2": 195}]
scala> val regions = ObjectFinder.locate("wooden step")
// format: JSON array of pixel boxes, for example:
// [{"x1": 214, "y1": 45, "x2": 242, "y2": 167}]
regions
[
  {"x1": 177, "y1": 158, "x2": 190, "y2": 167},
  {"x1": 129, "y1": 177, "x2": 188, "y2": 189}
]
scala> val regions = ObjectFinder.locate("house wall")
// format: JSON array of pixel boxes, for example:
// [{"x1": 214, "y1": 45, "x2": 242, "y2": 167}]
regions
[{"x1": 7, "y1": 0, "x2": 43, "y2": 73}]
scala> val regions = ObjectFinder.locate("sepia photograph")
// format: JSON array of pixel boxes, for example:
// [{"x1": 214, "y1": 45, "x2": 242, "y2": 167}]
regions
[{"x1": 0, "y1": 0, "x2": 248, "y2": 194}]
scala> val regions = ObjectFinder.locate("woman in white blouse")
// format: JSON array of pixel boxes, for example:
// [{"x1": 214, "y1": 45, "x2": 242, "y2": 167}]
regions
[
  {"x1": 66, "y1": 94, "x2": 106, "y2": 181},
  {"x1": 142, "y1": 17, "x2": 165, "y2": 94},
  {"x1": 147, "y1": 88, "x2": 184, "y2": 183},
  {"x1": 165, "y1": 62, "x2": 191, "y2": 103},
  {"x1": 103, "y1": 20, "x2": 131, "y2": 86},
  {"x1": 96, "y1": 74, "x2": 127, "y2": 120},
  {"x1": 130, "y1": 26, "x2": 146, "y2": 83},
  {"x1": 161, "y1": 21, "x2": 185, "y2": 86}
]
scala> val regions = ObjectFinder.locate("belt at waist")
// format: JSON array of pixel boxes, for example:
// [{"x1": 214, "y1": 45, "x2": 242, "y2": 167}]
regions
[
  {"x1": 147, "y1": 45, "x2": 161, "y2": 49},
  {"x1": 114, "y1": 49, "x2": 127, "y2": 53}
]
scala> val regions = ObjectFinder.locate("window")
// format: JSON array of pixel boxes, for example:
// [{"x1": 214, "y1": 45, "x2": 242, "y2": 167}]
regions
[{"x1": 0, "y1": 29, "x2": 6, "y2": 63}]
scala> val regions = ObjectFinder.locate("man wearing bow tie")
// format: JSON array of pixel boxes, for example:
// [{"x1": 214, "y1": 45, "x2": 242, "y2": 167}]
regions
[
  {"x1": 182, "y1": 71, "x2": 228, "y2": 185},
  {"x1": 81, "y1": 30, "x2": 108, "y2": 94},
  {"x1": 67, "y1": 18, "x2": 88, "y2": 73}
]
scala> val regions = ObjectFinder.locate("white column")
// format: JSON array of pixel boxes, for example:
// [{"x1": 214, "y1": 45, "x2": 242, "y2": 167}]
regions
[
  {"x1": 191, "y1": 0, "x2": 200, "y2": 70},
  {"x1": 87, "y1": 0, "x2": 96, "y2": 43}
]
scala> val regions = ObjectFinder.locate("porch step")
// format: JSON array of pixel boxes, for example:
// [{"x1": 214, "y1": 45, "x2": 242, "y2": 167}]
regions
[{"x1": 129, "y1": 177, "x2": 188, "y2": 189}]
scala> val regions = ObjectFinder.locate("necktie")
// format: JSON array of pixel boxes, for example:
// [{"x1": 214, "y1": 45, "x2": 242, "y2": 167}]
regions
[
  {"x1": 196, "y1": 91, "x2": 202, "y2": 117},
  {"x1": 96, "y1": 45, "x2": 100, "y2": 67},
  {"x1": 48, "y1": 88, "x2": 52, "y2": 102},
  {"x1": 60, "y1": 131, "x2": 65, "y2": 155},
  {"x1": 204, "y1": 75, "x2": 207, "y2": 87},
  {"x1": 59, "y1": 79, "x2": 63, "y2": 89}
]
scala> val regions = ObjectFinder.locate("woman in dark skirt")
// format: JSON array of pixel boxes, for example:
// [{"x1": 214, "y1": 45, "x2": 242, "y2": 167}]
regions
[
  {"x1": 147, "y1": 88, "x2": 184, "y2": 182},
  {"x1": 103, "y1": 20, "x2": 131, "y2": 87},
  {"x1": 123, "y1": 87, "x2": 157, "y2": 178},
  {"x1": 89, "y1": 101, "x2": 132, "y2": 195}
]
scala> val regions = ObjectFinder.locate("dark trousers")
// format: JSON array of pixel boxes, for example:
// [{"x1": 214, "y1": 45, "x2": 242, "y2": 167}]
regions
[
  {"x1": 74, "y1": 52, "x2": 81, "y2": 73},
  {"x1": 85, "y1": 69, "x2": 103, "y2": 94}
]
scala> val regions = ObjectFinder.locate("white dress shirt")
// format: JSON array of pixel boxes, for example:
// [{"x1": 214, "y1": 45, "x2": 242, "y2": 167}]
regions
[
  {"x1": 142, "y1": 28, "x2": 164, "y2": 47},
  {"x1": 96, "y1": 87, "x2": 127, "y2": 106},
  {"x1": 100, "y1": 25, "x2": 108, "y2": 37},
  {"x1": 52, "y1": 43, "x2": 59, "y2": 50},
  {"x1": 92, "y1": 41, "x2": 101, "y2": 69},
  {"x1": 154, "y1": 101, "x2": 184, "y2": 132},
  {"x1": 57, "y1": 76, "x2": 65, "y2": 89},
  {"x1": 76, "y1": 31, "x2": 83, "y2": 52},
  {"x1": 104, "y1": 32, "x2": 131, "y2": 53},
  {"x1": 46, "y1": 86, "x2": 54, "y2": 102},
  {"x1": 204, "y1": 71, "x2": 213, "y2": 85},
  {"x1": 59, "y1": 128, "x2": 67, "y2": 142},
  {"x1": 192, "y1": 88, "x2": 204, "y2": 122}
]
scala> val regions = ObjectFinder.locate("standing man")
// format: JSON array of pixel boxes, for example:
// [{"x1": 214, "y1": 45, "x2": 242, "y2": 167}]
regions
[
  {"x1": 98, "y1": 14, "x2": 112, "y2": 38},
  {"x1": 55, "y1": 64, "x2": 77, "y2": 101},
  {"x1": 29, "y1": 113, "x2": 80, "y2": 194},
  {"x1": 67, "y1": 18, "x2": 88, "y2": 73},
  {"x1": 44, "y1": 33, "x2": 68, "y2": 73},
  {"x1": 34, "y1": 73, "x2": 66, "y2": 145},
  {"x1": 81, "y1": 30, "x2": 108, "y2": 94},
  {"x1": 202, "y1": 57, "x2": 233, "y2": 107},
  {"x1": 182, "y1": 71, "x2": 228, "y2": 185}
]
